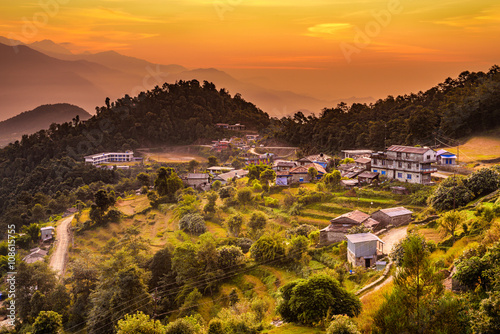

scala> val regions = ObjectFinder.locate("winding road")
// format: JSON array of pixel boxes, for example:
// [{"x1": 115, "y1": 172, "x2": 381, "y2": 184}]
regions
[
  {"x1": 359, "y1": 225, "x2": 408, "y2": 299},
  {"x1": 49, "y1": 215, "x2": 74, "y2": 278}
]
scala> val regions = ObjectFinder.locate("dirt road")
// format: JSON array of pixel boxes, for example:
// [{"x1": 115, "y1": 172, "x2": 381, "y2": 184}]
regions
[
  {"x1": 49, "y1": 215, "x2": 74, "y2": 278},
  {"x1": 359, "y1": 225, "x2": 408, "y2": 299}
]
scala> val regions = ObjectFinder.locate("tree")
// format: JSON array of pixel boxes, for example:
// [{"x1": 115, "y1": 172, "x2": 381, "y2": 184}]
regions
[
  {"x1": 287, "y1": 235, "x2": 309, "y2": 263},
  {"x1": 236, "y1": 187, "x2": 253, "y2": 205},
  {"x1": 326, "y1": 315, "x2": 361, "y2": 334},
  {"x1": 188, "y1": 159, "x2": 200, "y2": 172},
  {"x1": 22, "y1": 223, "x2": 40, "y2": 243},
  {"x1": 322, "y1": 171, "x2": 341, "y2": 190},
  {"x1": 136, "y1": 173, "x2": 151, "y2": 187},
  {"x1": 439, "y1": 210, "x2": 464, "y2": 244},
  {"x1": 32, "y1": 311, "x2": 62, "y2": 334},
  {"x1": 116, "y1": 311, "x2": 166, "y2": 334},
  {"x1": 307, "y1": 167, "x2": 318, "y2": 182},
  {"x1": 217, "y1": 245, "x2": 245, "y2": 269},
  {"x1": 178, "y1": 214, "x2": 207, "y2": 236},
  {"x1": 375, "y1": 232, "x2": 444, "y2": 333},
  {"x1": 465, "y1": 167, "x2": 500, "y2": 197},
  {"x1": 32, "y1": 203, "x2": 46, "y2": 222},
  {"x1": 207, "y1": 156, "x2": 219, "y2": 167},
  {"x1": 165, "y1": 318, "x2": 196, "y2": 334},
  {"x1": 248, "y1": 212, "x2": 267, "y2": 232},
  {"x1": 429, "y1": 175, "x2": 474, "y2": 211},
  {"x1": 149, "y1": 246, "x2": 173, "y2": 288},
  {"x1": 260, "y1": 168, "x2": 276, "y2": 188},
  {"x1": 250, "y1": 234, "x2": 286, "y2": 263},
  {"x1": 226, "y1": 214, "x2": 244, "y2": 237},
  {"x1": 276, "y1": 274, "x2": 361, "y2": 325},
  {"x1": 154, "y1": 167, "x2": 184, "y2": 201}
]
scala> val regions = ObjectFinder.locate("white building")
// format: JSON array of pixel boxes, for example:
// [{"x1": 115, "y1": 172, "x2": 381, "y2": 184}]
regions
[
  {"x1": 346, "y1": 233, "x2": 385, "y2": 268},
  {"x1": 370, "y1": 145, "x2": 437, "y2": 184},
  {"x1": 40, "y1": 226, "x2": 55, "y2": 241},
  {"x1": 84, "y1": 151, "x2": 135, "y2": 165}
]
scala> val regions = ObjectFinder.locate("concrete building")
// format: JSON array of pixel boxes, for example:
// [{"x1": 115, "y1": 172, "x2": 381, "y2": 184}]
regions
[
  {"x1": 371, "y1": 207, "x2": 413, "y2": 228},
  {"x1": 436, "y1": 149, "x2": 457, "y2": 165},
  {"x1": 183, "y1": 173, "x2": 210, "y2": 190},
  {"x1": 341, "y1": 150, "x2": 373, "y2": 159},
  {"x1": 40, "y1": 226, "x2": 55, "y2": 241},
  {"x1": 319, "y1": 210, "x2": 381, "y2": 245},
  {"x1": 84, "y1": 151, "x2": 135, "y2": 165},
  {"x1": 346, "y1": 233, "x2": 385, "y2": 268},
  {"x1": 371, "y1": 145, "x2": 437, "y2": 184}
]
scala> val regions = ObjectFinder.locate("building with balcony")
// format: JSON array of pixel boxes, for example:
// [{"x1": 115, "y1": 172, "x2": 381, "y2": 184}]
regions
[
  {"x1": 84, "y1": 151, "x2": 135, "y2": 165},
  {"x1": 370, "y1": 145, "x2": 437, "y2": 184}
]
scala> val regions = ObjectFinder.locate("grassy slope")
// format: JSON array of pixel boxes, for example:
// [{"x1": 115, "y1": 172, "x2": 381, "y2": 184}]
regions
[
  {"x1": 444, "y1": 127, "x2": 500, "y2": 167},
  {"x1": 68, "y1": 179, "x2": 434, "y2": 333}
]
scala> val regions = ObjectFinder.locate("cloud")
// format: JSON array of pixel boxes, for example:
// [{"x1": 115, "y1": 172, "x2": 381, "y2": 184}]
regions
[{"x1": 305, "y1": 23, "x2": 352, "y2": 38}]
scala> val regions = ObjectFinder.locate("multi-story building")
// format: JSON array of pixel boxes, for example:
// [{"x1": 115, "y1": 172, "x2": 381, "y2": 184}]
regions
[
  {"x1": 84, "y1": 151, "x2": 135, "y2": 165},
  {"x1": 370, "y1": 145, "x2": 437, "y2": 184}
]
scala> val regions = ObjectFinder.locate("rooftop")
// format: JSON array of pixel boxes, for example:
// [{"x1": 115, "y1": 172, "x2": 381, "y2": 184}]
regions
[
  {"x1": 387, "y1": 145, "x2": 433, "y2": 154},
  {"x1": 355, "y1": 157, "x2": 371, "y2": 164},
  {"x1": 346, "y1": 233, "x2": 384, "y2": 244},
  {"x1": 186, "y1": 173, "x2": 210, "y2": 179},
  {"x1": 331, "y1": 210, "x2": 370, "y2": 224},
  {"x1": 377, "y1": 206, "x2": 413, "y2": 217},
  {"x1": 358, "y1": 171, "x2": 379, "y2": 178}
]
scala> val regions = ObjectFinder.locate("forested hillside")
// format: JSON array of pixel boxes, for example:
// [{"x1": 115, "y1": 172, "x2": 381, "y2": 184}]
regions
[
  {"x1": 0, "y1": 103, "x2": 91, "y2": 147},
  {"x1": 0, "y1": 80, "x2": 270, "y2": 230},
  {"x1": 273, "y1": 66, "x2": 500, "y2": 153}
]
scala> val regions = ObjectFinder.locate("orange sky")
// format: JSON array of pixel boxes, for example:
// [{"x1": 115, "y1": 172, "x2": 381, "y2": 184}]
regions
[{"x1": 2, "y1": 0, "x2": 499, "y2": 101}]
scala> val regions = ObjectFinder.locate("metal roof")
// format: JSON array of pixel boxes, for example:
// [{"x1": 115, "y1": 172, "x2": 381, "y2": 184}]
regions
[
  {"x1": 346, "y1": 233, "x2": 384, "y2": 244},
  {"x1": 331, "y1": 210, "x2": 370, "y2": 224},
  {"x1": 387, "y1": 145, "x2": 433, "y2": 154},
  {"x1": 355, "y1": 157, "x2": 371, "y2": 164},
  {"x1": 187, "y1": 173, "x2": 210, "y2": 179},
  {"x1": 378, "y1": 207, "x2": 413, "y2": 217}
]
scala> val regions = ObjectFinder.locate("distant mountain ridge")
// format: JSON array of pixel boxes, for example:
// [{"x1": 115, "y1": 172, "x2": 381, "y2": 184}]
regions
[
  {"x1": 0, "y1": 37, "x2": 374, "y2": 120},
  {"x1": 0, "y1": 103, "x2": 91, "y2": 147}
]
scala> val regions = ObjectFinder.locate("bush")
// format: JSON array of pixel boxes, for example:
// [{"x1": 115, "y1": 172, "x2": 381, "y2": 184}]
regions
[
  {"x1": 326, "y1": 315, "x2": 361, "y2": 334},
  {"x1": 226, "y1": 214, "x2": 244, "y2": 237},
  {"x1": 264, "y1": 196, "x2": 280, "y2": 208},
  {"x1": 165, "y1": 318, "x2": 195, "y2": 334},
  {"x1": 249, "y1": 212, "x2": 268, "y2": 232},
  {"x1": 178, "y1": 214, "x2": 207, "y2": 235},
  {"x1": 219, "y1": 186, "x2": 236, "y2": 199},
  {"x1": 465, "y1": 167, "x2": 500, "y2": 197},
  {"x1": 217, "y1": 245, "x2": 245, "y2": 269},
  {"x1": 277, "y1": 274, "x2": 361, "y2": 325},
  {"x1": 286, "y1": 224, "x2": 316, "y2": 238},
  {"x1": 429, "y1": 176, "x2": 474, "y2": 211},
  {"x1": 250, "y1": 234, "x2": 286, "y2": 264},
  {"x1": 237, "y1": 187, "x2": 253, "y2": 205}
]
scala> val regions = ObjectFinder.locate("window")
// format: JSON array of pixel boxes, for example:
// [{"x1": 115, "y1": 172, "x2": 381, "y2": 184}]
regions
[
  {"x1": 299, "y1": 177, "x2": 304, "y2": 182},
  {"x1": 398, "y1": 162, "x2": 402, "y2": 168},
  {"x1": 381, "y1": 171, "x2": 386, "y2": 175},
  {"x1": 398, "y1": 172, "x2": 403, "y2": 178},
  {"x1": 426, "y1": 155, "x2": 430, "y2": 160},
  {"x1": 397, "y1": 152, "x2": 401, "y2": 158},
  {"x1": 373, "y1": 159, "x2": 377, "y2": 165},
  {"x1": 407, "y1": 174, "x2": 412, "y2": 180},
  {"x1": 408, "y1": 163, "x2": 411, "y2": 169},
  {"x1": 373, "y1": 169, "x2": 378, "y2": 173}
]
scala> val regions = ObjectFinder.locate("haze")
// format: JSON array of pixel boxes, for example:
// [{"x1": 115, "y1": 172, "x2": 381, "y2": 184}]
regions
[{"x1": 1, "y1": 0, "x2": 499, "y2": 117}]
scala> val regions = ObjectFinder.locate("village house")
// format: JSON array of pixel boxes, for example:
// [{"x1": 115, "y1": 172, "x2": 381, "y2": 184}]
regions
[
  {"x1": 215, "y1": 123, "x2": 246, "y2": 131},
  {"x1": 371, "y1": 207, "x2": 413, "y2": 228},
  {"x1": 289, "y1": 163, "x2": 326, "y2": 183},
  {"x1": 346, "y1": 233, "x2": 385, "y2": 268},
  {"x1": 355, "y1": 157, "x2": 371, "y2": 170},
  {"x1": 40, "y1": 226, "x2": 55, "y2": 241},
  {"x1": 371, "y1": 145, "x2": 437, "y2": 184},
  {"x1": 340, "y1": 179, "x2": 359, "y2": 189},
  {"x1": 272, "y1": 160, "x2": 297, "y2": 172},
  {"x1": 23, "y1": 247, "x2": 48, "y2": 264},
  {"x1": 245, "y1": 134, "x2": 259, "y2": 142},
  {"x1": 305, "y1": 153, "x2": 332, "y2": 169},
  {"x1": 319, "y1": 210, "x2": 381, "y2": 245},
  {"x1": 295, "y1": 157, "x2": 313, "y2": 166},
  {"x1": 212, "y1": 140, "x2": 230, "y2": 152},
  {"x1": 207, "y1": 166, "x2": 234, "y2": 175},
  {"x1": 212, "y1": 169, "x2": 248, "y2": 185},
  {"x1": 183, "y1": 173, "x2": 210, "y2": 191},
  {"x1": 243, "y1": 153, "x2": 273, "y2": 166},
  {"x1": 84, "y1": 151, "x2": 137, "y2": 165},
  {"x1": 436, "y1": 149, "x2": 457, "y2": 165},
  {"x1": 341, "y1": 149, "x2": 373, "y2": 159},
  {"x1": 357, "y1": 171, "x2": 380, "y2": 185},
  {"x1": 338, "y1": 162, "x2": 365, "y2": 179}
]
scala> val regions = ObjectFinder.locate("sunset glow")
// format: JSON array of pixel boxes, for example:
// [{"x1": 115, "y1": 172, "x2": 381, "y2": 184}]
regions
[{"x1": 1, "y1": 0, "x2": 499, "y2": 100}]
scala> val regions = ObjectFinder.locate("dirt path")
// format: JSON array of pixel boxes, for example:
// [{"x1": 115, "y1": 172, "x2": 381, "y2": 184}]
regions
[
  {"x1": 49, "y1": 215, "x2": 74, "y2": 278},
  {"x1": 359, "y1": 225, "x2": 408, "y2": 300}
]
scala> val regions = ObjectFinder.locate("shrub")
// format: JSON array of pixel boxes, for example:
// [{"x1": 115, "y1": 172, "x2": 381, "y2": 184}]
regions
[
  {"x1": 249, "y1": 212, "x2": 268, "y2": 231},
  {"x1": 264, "y1": 196, "x2": 280, "y2": 208},
  {"x1": 250, "y1": 234, "x2": 286, "y2": 263},
  {"x1": 237, "y1": 187, "x2": 253, "y2": 205},
  {"x1": 326, "y1": 315, "x2": 361, "y2": 334},
  {"x1": 226, "y1": 214, "x2": 244, "y2": 237},
  {"x1": 165, "y1": 318, "x2": 195, "y2": 334},
  {"x1": 178, "y1": 214, "x2": 207, "y2": 235},
  {"x1": 217, "y1": 245, "x2": 245, "y2": 269},
  {"x1": 219, "y1": 186, "x2": 236, "y2": 199}
]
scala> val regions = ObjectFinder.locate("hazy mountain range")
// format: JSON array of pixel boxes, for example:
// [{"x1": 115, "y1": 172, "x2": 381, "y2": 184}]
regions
[
  {"x1": 0, "y1": 103, "x2": 91, "y2": 147},
  {"x1": 0, "y1": 37, "x2": 374, "y2": 122}
]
